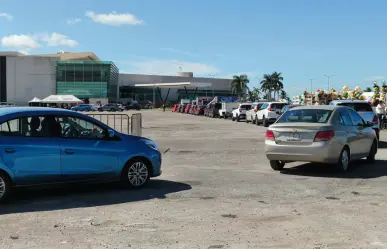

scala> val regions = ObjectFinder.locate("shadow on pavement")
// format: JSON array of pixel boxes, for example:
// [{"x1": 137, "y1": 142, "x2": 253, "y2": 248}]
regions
[
  {"x1": 378, "y1": 141, "x2": 387, "y2": 149},
  {"x1": 0, "y1": 180, "x2": 191, "y2": 215},
  {"x1": 280, "y1": 159, "x2": 387, "y2": 179}
]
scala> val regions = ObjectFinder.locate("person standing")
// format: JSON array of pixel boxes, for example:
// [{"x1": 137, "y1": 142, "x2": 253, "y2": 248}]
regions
[{"x1": 376, "y1": 100, "x2": 386, "y2": 128}]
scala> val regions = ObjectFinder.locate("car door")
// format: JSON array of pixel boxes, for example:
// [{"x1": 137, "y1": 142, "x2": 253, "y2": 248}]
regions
[
  {"x1": 0, "y1": 115, "x2": 61, "y2": 185},
  {"x1": 257, "y1": 103, "x2": 268, "y2": 120},
  {"x1": 347, "y1": 108, "x2": 373, "y2": 157},
  {"x1": 56, "y1": 115, "x2": 121, "y2": 181}
]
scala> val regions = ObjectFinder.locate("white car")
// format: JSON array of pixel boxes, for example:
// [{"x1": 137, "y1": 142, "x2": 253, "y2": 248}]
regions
[
  {"x1": 218, "y1": 102, "x2": 239, "y2": 118},
  {"x1": 256, "y1": 102, "x2": 287, "y2": 127},
  {"x1": 232, "y1": 103, "x2": 252, "y2": 122},
  {"x1": 246, "y1": 102, "x2": 265, "y2": 124}
]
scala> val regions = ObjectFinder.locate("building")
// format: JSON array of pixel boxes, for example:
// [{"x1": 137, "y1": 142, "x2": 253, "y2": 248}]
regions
[{"x1": 0, "y1": 51, "x2": 232, "y2": 106}]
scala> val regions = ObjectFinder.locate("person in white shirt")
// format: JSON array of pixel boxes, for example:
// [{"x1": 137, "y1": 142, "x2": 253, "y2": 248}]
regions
[{"x1": 376, "y1": 100, "x2": 386, "y2": 128}]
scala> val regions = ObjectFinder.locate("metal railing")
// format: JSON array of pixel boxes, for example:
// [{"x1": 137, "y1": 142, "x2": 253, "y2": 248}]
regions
[
  {"x1": 87, "y1": 113, "x2": 130, "y2": 134},
  {"x1": 86, "y1": 113, "x2": 142, "y2": 136}
]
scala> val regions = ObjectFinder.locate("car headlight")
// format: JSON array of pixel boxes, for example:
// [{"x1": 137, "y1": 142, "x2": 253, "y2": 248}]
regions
[{"x1": 143, "y1": 140, "x2": 159, "y2": 151}]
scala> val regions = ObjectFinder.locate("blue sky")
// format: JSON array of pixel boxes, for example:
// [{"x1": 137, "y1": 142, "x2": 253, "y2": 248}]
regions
[{"x1": 1, "y1": 0, "x2": 387, "y2": 97}]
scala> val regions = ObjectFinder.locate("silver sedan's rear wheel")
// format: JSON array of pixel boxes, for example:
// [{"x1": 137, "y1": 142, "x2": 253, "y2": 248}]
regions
[
  {"x1": 122, "y1": 159, "x2": 151, "y2": 187},
  {"x1": 337, "y1": 148, "x2": 350, "y2": 172},
  {"x1": 270, "y1": 160, "x2": 285, "y2": 171}
]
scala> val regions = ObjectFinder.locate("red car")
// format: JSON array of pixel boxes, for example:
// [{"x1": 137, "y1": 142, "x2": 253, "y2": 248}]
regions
[
  {"x1": 184, "y1": 104, "x2": 192, "y2": 113},
  {"x1": 171, "y1": 104, "x2": 178, "y2": 112},
  {"x1": 195, "y1": 105, "x2": 205, "y2": 115},
  {"x1": 190, "y1": 105, "x2": 197, "y2": 114}
]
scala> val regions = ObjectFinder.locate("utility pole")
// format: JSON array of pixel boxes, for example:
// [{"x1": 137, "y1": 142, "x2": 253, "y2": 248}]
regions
[
  {"x1": 307, "y1": 78, "x2": 316, "y2": 93},
  {"x1": 324, "y1": 74, "x2": 335, "y2": 91}
]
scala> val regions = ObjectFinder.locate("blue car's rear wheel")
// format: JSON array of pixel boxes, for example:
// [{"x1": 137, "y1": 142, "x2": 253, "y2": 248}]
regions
[
  {"x1": 121, "y1": 159, "x2": 151, "y2": 188},
  {"x1": 0, "y1": 172, "x2": 11, "y2": 203}
]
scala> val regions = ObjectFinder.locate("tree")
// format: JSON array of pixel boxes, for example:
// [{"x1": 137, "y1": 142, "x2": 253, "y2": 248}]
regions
[
  {"x1": 272, "y1": 72, "x2": 284, "y2": 100},
  {"x1": 260, "y1": 72, "x2": 284, "y2": 100},
  {"x1": 364, "y1": 87, "x2": 372, "y2": 92},
  {"x1": 231, "y1": 74, "x2": 250, "y2": 100},
  {"x1": 260, "y1": 74, "x2": 273, "y2": 100},
  {"x1": 247, "y1": 87, "x2": 260, "y2": 101}
]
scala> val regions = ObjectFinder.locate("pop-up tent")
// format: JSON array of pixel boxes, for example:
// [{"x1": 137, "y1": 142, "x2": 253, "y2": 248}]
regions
[
  {"x1": 28, "y1": 97, "x2": 41, "y2": 103},
  {"x1": 41, "y1": 95, "x2": 83, "y2": 104}
]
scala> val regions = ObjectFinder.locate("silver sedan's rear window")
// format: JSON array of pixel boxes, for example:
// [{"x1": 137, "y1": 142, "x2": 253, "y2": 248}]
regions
[{"x1": 277, "y1": 109, "x2": 333, "y2": 123}]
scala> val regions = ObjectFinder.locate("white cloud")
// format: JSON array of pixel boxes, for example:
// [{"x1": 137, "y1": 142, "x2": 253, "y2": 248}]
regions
[
  {"x1": 125, "y1": 59, "x2": 219, "y2": 76},
  {"x1": 161, "y1": 47, "x2": 199, "y2": 57},
  {"x1": 67, "y1": 18, "x2": 82, "y2": 25},
  {"x1": 37, "y1": 33, "x2": 78, "y2": 47},
  {"x1": 1, "y1": 34, "x2": 41, "y2": 50},
  {"x1": 85, "y1": 11, "x2": 143, "y2": 26},
  {"x1": 1, "y1": 32, "x2": 78, "y2": 52},
  {"x1": 0, "y1": 13, "x2": 13, "y2": 21},
  {"x1": 365, "y1": 76, "x2": 384, "y2": 82}
]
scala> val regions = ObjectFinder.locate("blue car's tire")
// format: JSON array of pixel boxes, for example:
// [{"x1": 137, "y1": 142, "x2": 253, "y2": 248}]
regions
[
  {"x1": 121, "y1": 158, "x2": 151, "y2": 188},
  {"x1": 0, "y1": 171, "x2": 11, "y2": 203}
]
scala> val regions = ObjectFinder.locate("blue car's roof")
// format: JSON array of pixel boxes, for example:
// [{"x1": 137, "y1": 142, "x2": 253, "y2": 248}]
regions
[{"x1": 0, "y1": 107, "x2": 75, "y2": 116}]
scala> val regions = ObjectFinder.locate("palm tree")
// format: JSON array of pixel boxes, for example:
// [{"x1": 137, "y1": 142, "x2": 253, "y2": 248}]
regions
[
  {"x1": 231, "y1": 74, "x2": 250, "y2": 100},
  {"x1": 260, "y1": 74, "x2": 273, "y2": 100},
  {"x1": 251, "y1": 87, "x2": 260, "y2": 101},
  {"x1": 272, "y1": 72, "x2": 284, "y2": 100}
]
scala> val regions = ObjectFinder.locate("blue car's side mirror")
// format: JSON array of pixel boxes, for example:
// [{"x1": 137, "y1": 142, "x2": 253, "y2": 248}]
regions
[{"x1": 108, "y1": 129, "x2": 115, "y2": 138}]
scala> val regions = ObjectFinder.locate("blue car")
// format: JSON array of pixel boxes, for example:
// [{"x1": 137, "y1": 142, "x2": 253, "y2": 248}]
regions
[
  {"x1": 71, "y1": 104, "x2": 98, "y2": 112},
  {"x1": 0, "y1": 107, "x2": 162, "y2": 202}
]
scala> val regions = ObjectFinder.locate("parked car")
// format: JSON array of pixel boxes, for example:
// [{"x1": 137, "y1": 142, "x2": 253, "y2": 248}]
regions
[
  {"x1": 102, "y1": 103, "x2": 121, "y2": 112},
  {"x1": 71, "y1": 104, "x2": 98, "y2": 112},
  {"x1": 205, "y1": 103, "x2": 222, "y2": 118},
  {"x1": 179, "y1": 104, "x2": 187, "y2": 113},
  {"x1": 246, "y1": 102, "x2": 265, "y2": 124},
  {"x1": 171, "y1": 104, "x2": 178, "y2": 112},
  {"x1": 329, "y1": 100, "x2": 380, "y2": 141},
  {"x1": 218, "y1": 102, "x2": 239, "y2": 118},
  {"x1": 126, "y1": 103, "x2": 141, "y2": 110},
  {"x1": 189, "y1": 105, "x2": 196, "y2": 114},
  {"x1": 184, "y1": 104, "x2": 192, "y2": 114},
  {"x1": 265, "y1": 105, "x2": 377, "y2": 172},
  {"x1": 0, "y1": 107, "x2": 162, "y2": 203},
  {"x1": 195, "y1": 105, "x2": 205, "y2": 115},
  {"x1": 231, "y1": 103, "x2": 252, "y2": 122},
  {"x1": 256, "y1": 102, "x2": 287, "y2": 127}
]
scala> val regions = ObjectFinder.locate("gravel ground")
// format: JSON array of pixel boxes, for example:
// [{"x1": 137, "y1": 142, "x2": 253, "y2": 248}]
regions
[{"x1": 1, "y1": 109, "x2": 387, "y2": 249}]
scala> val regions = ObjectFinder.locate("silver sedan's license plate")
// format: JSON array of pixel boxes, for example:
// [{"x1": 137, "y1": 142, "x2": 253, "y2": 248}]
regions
[{"x1": 286, "y1": 133, "x2": 301, "y2": 141}]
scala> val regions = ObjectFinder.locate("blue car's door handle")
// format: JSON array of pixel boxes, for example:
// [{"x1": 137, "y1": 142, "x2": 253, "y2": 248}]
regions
[
  {"x1": 4, "y1": 148, "x2": 16, "y2": 153},
  {"x1": 63, "y1": 149, "x2": 75, "y2": 155}
]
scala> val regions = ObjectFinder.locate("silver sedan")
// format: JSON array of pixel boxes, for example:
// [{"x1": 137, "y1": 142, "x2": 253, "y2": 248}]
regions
[{"x1": 265, "y1": 105, "x2": 378, "y2": 172}]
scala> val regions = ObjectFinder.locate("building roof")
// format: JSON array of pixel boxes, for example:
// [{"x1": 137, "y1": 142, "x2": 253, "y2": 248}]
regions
[
  {"x1": 33, "y1": 52, "x2": 100, "y2": 61},
  {"x1": 134, "y1": 82, "x2": 212, "y2": 89}
]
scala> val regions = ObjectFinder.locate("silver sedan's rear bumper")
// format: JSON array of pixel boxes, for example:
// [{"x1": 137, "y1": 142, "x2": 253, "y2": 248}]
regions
[{"x1": 265, "y1": 140, "x2": 342, "y2": 164}]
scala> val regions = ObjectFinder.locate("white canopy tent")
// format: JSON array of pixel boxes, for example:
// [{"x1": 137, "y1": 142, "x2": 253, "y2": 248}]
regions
[
  {"x1": 28, "y1": 97, "x2": 41, "y2": 103},
  {"x1": 41, "y1": 95, "x2": 83, "y2": 104}
]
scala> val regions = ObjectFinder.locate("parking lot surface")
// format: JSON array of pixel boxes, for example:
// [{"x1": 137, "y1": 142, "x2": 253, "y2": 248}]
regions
[{"x1": 1, "y1": 110, "x2": 387, "y2": 249}]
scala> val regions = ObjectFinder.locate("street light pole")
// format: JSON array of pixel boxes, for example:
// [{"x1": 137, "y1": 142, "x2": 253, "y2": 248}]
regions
[
  {"x1": 307, "y1": 78, "x2": 316, "y2": 93},
  {"x1": 324, "y1": 74, "x2": 335, "y2": 92}
]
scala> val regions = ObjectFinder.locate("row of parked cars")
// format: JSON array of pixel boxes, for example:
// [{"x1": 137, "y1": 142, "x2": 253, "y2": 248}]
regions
[
  {"x1": 172, "y1": 100, "x2": 381, "y2": 173},
  {"x1": 71, "y1": 103, "x2": 142, "y2": 112}
]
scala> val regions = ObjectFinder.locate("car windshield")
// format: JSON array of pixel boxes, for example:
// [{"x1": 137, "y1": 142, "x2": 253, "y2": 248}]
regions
[
  {"x1": 271, "y1": 103, "x2": 285, "y2": 110},
  {"x1": 240, "y1": 104, "x2": 251, "y2": 110},
  {"x1": 277, "y1": 109, "x2": 333, "y2": 123},
  {"x1": 337, "y1": 103, "x2": 373, "y2": 112}
]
